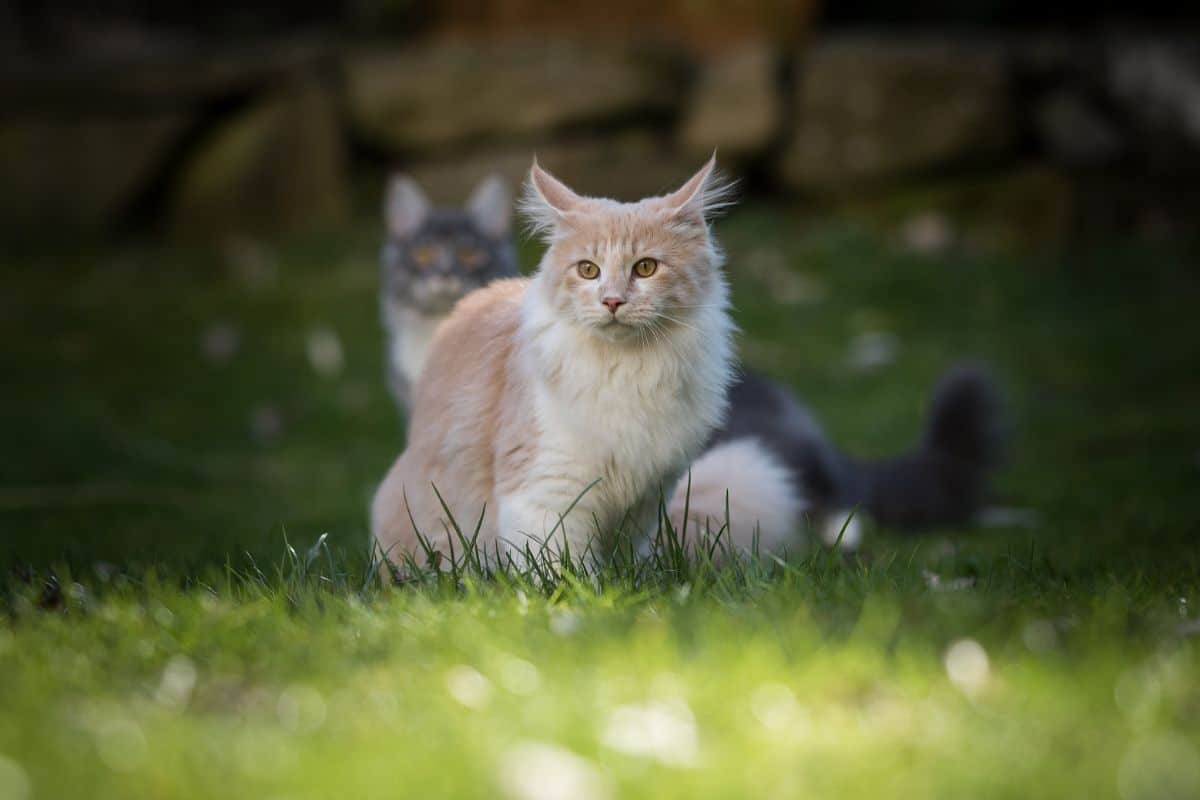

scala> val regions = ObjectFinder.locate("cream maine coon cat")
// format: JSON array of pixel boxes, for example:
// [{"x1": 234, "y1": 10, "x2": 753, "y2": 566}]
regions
[{"x1": 372, "y1": 158, "x2": 739, "y2": 564}]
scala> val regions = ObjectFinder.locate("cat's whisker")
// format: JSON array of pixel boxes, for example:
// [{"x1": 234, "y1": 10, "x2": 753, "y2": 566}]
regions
[
  {"x1": 657, "y1": 312, "x2": 699, "y2": 327},
  {"x1": 655, "y1": 314, "x2": 704, "y2": 337},
  {"x1": 645, "y1": 320, "x2": 689, "y2": 363}
]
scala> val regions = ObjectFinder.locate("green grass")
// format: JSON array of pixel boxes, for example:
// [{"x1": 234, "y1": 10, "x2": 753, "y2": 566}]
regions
[{"x1": 2, "y1": 208, "x2": 1199, "y2": 799}]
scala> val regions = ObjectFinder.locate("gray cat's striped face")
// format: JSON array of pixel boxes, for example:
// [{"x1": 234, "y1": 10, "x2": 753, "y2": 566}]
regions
[
  {"x1": 381, "y1": 175, "x2": 519, "y2": 314},
  {"x1": 382, "y1": 214, "x2": 516, "y2": 313}
]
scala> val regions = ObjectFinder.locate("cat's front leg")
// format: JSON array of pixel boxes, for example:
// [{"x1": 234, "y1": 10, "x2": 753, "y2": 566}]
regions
[
  {"x1": 495, "y1": 492, "x2": 598, "y2": 570},
  {"x1": 628, "y1": 480, "x2": 682, "y2": 561}
]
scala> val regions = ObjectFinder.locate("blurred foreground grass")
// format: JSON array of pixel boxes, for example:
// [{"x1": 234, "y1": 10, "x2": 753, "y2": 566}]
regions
[{"x1": 1, "y1": 208, "x2": 1198, "y2": 799}]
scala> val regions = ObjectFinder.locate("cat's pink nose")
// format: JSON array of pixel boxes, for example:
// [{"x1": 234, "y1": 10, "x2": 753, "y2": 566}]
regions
[{"x1": 602, "y1": 296, "x2": 626, "y2": 314}]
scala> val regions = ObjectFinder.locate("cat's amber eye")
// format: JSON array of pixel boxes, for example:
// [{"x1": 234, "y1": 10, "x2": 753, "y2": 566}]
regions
[
  {"x1": 413, "y1": 245, "x2": 440, "y2": 268},
  {"x1": 633, "y1": 257, "x2": 658, "y2": 278},
  {"x1": 576, "y1": 260, "x2": 600, "y2": 280},
  {"x1": 458, "y1": 247, "x2": 486, "y2": 268}
]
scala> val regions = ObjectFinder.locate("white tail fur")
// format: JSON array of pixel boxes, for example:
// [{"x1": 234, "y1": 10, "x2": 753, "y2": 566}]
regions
[{"x1": 669, "y1": 437, "x2": 805, "y2": 556}]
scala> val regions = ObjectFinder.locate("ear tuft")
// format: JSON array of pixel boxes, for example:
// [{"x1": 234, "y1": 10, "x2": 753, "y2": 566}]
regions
[
  {"x1": 385, "y1": 175, "x2": 430, "y2": 237},
  {"x1": 519, "y1": 159, "x2": 583, "y2": 240},
  {"x1": 467, "y1": 174, "x2": 511, "y2": 237},
  {"x1": 663, "y1": 156, "x2": 737, "y2": 224}
]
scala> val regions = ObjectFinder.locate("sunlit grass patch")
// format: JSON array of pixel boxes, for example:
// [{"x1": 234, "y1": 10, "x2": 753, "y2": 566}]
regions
[
  {"x1": 2, "y1": 538, "x2": 1196, "y2": 799},
  {"x1": 2, "y1": 210, "x2": 1199, "y2": 797}
]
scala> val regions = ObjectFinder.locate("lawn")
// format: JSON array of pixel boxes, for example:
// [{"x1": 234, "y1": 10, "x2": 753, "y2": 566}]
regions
[{"x1": 1, "y1": 207, "x2": 1198, "y2": 799}]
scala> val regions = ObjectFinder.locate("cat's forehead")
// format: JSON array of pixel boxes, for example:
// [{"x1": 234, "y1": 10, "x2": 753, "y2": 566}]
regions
[
  {"x1": 577, "y1": 196, "x2": 666, "y2": 222},
  {"x1": 556, "y1": 198, "x2": 692, "y2": 252},
  {"x1": 406, "y1": 210, "x2": 489, "y2": 240}
]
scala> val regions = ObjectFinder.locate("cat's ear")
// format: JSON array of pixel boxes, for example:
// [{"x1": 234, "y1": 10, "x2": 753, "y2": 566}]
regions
[
  {"x1": 662, "y1": 156, "x2": 733, "y2": 225},
  {"x1": 385, "y1": 175, "x2": 430, "y2": 237},
  {"x1": 521, "y1": 159, "x2": 582, "y2": 238},
  {"x1": 466, "y1": 174, "x2": 511, "y2": 238}
]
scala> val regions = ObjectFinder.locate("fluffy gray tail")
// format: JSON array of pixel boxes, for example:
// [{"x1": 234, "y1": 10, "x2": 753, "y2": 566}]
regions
[{"x1": 846, "y1": 365, "x2": 1005, "y2": 529}]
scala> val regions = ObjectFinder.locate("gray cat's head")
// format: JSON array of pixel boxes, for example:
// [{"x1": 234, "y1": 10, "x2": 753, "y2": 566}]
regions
[{"x1": 381, "y1": 174, "x2": 519, "y2": 314}]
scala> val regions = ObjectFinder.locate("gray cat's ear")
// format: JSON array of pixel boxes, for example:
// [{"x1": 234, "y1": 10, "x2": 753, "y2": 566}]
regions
[
  {"x1": 467, "y1": 174, "x2": 511, "y2": 237},
  {"x1": 385, "y1": 175, "x2": 430, "y2": 237},
  {"x1": 663, "y1": 156, "x2": 734, "y2": 224},
  {"x1": 521, "y1": 159, "x2": 583, "y2": 238}
]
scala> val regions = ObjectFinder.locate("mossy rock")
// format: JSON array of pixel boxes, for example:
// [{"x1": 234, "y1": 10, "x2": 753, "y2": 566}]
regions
[
  {"x1": 346, "y1": 38, "x2": 687, "y2": 154},
  {"x1": 0, "y1": 112, "x2": 190, "y2": 236},
  {"x1": 780, "y1": 37, "x2": 1014, "y2": 191},
  {"x1": 168, "y1": 79, "x2": 348, "y2": 239}
]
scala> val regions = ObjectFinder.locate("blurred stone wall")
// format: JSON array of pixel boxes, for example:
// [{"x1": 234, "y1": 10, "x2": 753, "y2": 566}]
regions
[{"x1": 3, "y1": 31, "x2": 1199, "y2": 243}]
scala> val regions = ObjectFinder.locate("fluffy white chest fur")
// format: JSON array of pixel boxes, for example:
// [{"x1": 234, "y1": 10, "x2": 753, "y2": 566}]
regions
[
  {"x1": 499, "y1": 286, "x2": 734, "y2": 548},
  {"x1": 384, "y1": 304, "x2": 442, "y2": 389}
]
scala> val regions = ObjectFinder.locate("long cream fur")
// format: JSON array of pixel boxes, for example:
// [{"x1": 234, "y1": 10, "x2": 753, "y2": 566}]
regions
[{"x1": 372, "y1": 158, "x2": 738, "y2": 565}]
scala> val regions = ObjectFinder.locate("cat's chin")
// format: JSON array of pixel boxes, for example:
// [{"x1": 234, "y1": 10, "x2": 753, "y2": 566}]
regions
[
  {"x1": 409, "y1": 295, "x2": 461, "y2": 315},
  {"x1": 584, "y1": 317, "x2": 649, "y2": 345}
]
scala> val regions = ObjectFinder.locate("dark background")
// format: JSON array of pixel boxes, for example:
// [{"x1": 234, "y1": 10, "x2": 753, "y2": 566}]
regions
[{"x1": 4, "y1": 0, "x2": 1200, "y2": 247}]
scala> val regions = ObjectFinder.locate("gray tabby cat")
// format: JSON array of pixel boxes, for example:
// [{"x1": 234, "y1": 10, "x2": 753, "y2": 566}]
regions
[
  {"x1": 378, "y1": 174, "x2": 1002, "y2": 539},
  {"x1": 380, "y1": 174, "x2": 519, "y2": 411}
]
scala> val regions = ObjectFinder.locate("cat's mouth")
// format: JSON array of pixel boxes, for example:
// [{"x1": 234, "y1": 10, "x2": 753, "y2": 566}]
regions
[
  {"x1": 590, "y1": 314, "x2": 647, "y2": 342},
  {"x1": 409, "y1": 285, "x2": 466, "y2": 313}
]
